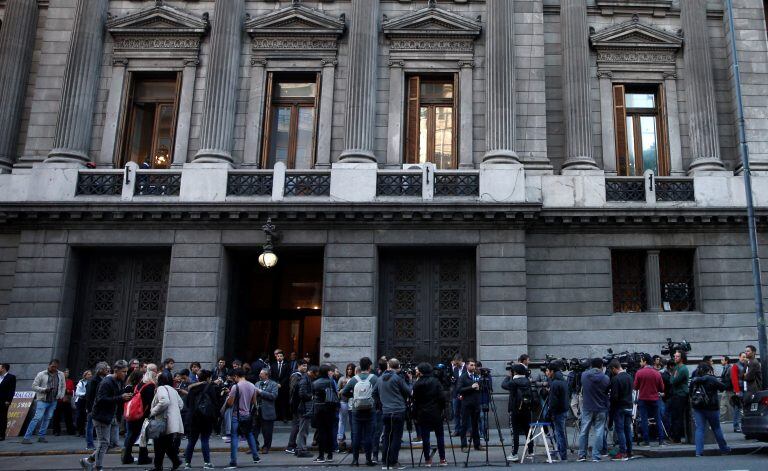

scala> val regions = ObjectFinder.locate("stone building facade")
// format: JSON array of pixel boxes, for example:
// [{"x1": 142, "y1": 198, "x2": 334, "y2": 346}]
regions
[{"x1": 0, "y1": 0, "x2": 766, "y2": 383}]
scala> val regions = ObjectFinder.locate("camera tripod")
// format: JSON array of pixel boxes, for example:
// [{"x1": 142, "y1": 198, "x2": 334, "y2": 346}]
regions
[{"x1": 464, "y1": 378, "x2": 509, "y2": 467}]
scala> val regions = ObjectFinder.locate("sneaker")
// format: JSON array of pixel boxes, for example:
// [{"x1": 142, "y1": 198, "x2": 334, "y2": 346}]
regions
[
  {"x1": 326, "y1": 457, "x2": 334, "y2": 463},
  {"x1": 577, "y1": 457, "x2": 587, "y2": 462},
  {"x1": 253, "y1": 456, "x2": 261, "y2": 464},
  {"x1": 506, "y1": 454, "x2": 518, "y2": 462},
  {"x1": 183, "y1": 464, "x2": 192, "y2": 470},
  {"x1": 314, "y1": 457, "x2": 326, "y2": 463},
  {"x1": 224, "y1": 465, "x2": 238, "y2": 470},
  {"x1": 366, "y1": 460, "x2": 376, "y2": 467},
  {"x1": 638, "y1": 441, "x2": 650, "y2": 447},
  {"x1": 203, "y1": 464, "x2": 215, "y2": 470},
  {"x1": 438, "y1": 460, "x2": 448, "y2": 467},
  {"x1": 38, "y1": 437, "x2": 48, "y2": 443},
  {"x1": 20, "y1": 438, "x2": 32, "y2": 444},
  {"x1": 592, "y1": 458, "x2": 601, "y2": 462},
  {"x1": 612, "y1": 453, "x2": 625, "y2": 461},
  {"x1": 425, "y1": 459, "x2": 432, "y2": 467},
  {"x1": 285, "y1": 447, "x2": 296, "y2": 454},
  {"x1": 296, "y1": 451, "x2": 313, "y2": 458},
  {"x1": 223, "y1": 436, "x2": 231, "y2": 443},
  {"x1": 395, "y1": 463, "x2": 406, "y2": 470},
  {"x1": 80, "y1": 458, "x2": 94, "y2": 471}
]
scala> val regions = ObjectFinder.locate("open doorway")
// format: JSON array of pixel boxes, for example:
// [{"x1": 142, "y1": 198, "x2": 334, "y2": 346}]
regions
[{"x1": 227, "y1": 247, "x2": 324, "y2": 365}]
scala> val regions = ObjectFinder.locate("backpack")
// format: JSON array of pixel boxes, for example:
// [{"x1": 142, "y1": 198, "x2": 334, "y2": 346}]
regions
[
  {"x1": 516, "y1": 383, "x2": 534, "y2": 412},
  {"x1": 350, "y1": 374, "x2": 375, "y2": 411},
  {"x1": 690, "y1": 382, "x2": 709, "y2": 408},
  {"x1": 324, "y1": 379, "x2": 340, "y2": 408},
  {"x1": 194, "y1": 384, "x2": 216, "y2": 420},
  {"x1": 124, "y1": 383, "x2": 149, "y2": 422}
]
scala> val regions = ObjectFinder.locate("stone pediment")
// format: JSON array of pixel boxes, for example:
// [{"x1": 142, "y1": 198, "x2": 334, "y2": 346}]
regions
[
  {"x1": 383, "y1": 2, "x2": 482, "y2": 39},
  {"x1": 590, "y1": 17, "x2": 682, "y2": 67},
  {"x1": 245, "y1": 3, "x2": 346, "y2": 38},
  {"x1": 106, "y1": 3, "x2": 208, "y2": 60}
]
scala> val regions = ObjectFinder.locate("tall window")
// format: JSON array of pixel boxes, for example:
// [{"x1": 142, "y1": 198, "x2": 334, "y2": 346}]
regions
[
  {"x1": 613, "y1": 84, "x2": 669, "y2": 176},
  {"x1": 119, "y1": 73, "x2": 180, "y2": 169},
  {"x1": 611, "y1": 250, "x2": 647, "y2": 313},
  {"x1": 405, "y1": 75, "x2": 457, "y2": 169},
  {"x1": 262, "y1": 74, "x2": 319, "y2": 169}
]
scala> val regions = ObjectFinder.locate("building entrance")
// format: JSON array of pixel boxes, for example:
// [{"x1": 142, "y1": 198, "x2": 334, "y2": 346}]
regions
[
  {"x1": 227, "y1": 248, "x2": 323, "y2": 365},
  {"x1": 378, "y1": 249, "x2": 476, "y2": 366},
  {"x1": 69, "y1": 250, "x2": 171, "y2": 374}
]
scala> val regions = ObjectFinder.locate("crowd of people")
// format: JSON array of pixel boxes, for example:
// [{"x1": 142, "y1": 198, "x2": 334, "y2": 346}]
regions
[{"x1": 1, "y1": 344, "x2": 763, "y2": 470}]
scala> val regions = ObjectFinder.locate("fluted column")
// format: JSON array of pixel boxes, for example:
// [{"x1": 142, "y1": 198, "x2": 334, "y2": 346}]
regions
[
  {"x1": 483, "y1": 0, "x2": 519, "y2": 164},
  {"x1": 45, "y1": 0, "x2": 108, "y2": 164},
  {"x1": 560, "y1": 0, "x2": 598, "y2": 171},
  {"x1": 681, "y1": 0, "x2": 725, "y2": 173},
  {"x1": 0, "y1": 0, "x2": 38, "y2": 172},
  {"x1": 194, "y1": 0, "x2": 244, "y2": 164},
  {"x1": 339, "y1": 0, "x2": 379, "y2": 163}
]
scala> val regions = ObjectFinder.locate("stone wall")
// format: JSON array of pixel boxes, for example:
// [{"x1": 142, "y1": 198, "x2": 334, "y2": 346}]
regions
[{"x1": 0, "y1": 232, "x2": 20, "y2": 353}]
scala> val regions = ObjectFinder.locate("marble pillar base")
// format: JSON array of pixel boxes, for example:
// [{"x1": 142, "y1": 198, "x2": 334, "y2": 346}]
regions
[
  {"x1": 562, "y1": 156, "x2": 600, "y2": 173},
  {"x1": 45, "y1": 148, "x2": 90, "y2": 165},
  {"x1": 687, "y1": 156, "x2": 727, "y2": 174},
  {"x1": 339, "y1": 148, "x2": 377, "y2": 163},
  {"x1": 193, "y1": 149, "x2": 234, "y2": 164},
  {"x1": 482, "y1": 149, "x2": 519, "y2": 164}
]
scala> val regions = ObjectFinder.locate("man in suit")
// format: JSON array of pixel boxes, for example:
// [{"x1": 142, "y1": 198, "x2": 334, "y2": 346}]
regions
[
  {"x1": 270, "y1": 349, "x2": 291, "y2": 422},
  {"x1": 0, "y1": 363, "x2": 17, "y2": 441},
  {"x1": 254, "y1": 368, "x2": 279, "y2": 453},
  {"x1": 458, "y1": 359, "x2": 482, "y2": 452},
  {"x1": 450, "y1": 354, "x2": 466, "y2": 435}
]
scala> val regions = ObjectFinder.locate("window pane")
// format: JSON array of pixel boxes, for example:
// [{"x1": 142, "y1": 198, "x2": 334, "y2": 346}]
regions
[
  {"x1": 268, "y1": 107, "x2": 292, "y2": 168},
  {"x1": 133, "y1": 79, "x2": 177, "y2": 102},
  {"x1": 640, "y1": 116, "x2": 658, "y2": 173},
  {"x1": 420, "y1": 81, "x2": 453, "y2": 99},
  {"x1": 126, "y1": 103, "x2": 156, "y2": 167},
  {"x1": 611, "y1": 250, "x2": 647, "y2": 313},
  {"x1": 659, "y1": 250, "x2": 695, "y2": 311},
  {"x1": 434, "y1": 106, "x2": 454, "y2": 169},
  {"x1": 294, "y1": 107, "x2": 315, "y2": 169},
  {"x1": 625, "y1": 93, "x2": 655, "y2": 109},
  {"x1": 151, "y1": 104, "x2": 174, "y2": 169},
  {"x1": 625, "y1": 116, "x2": 637, "y2": 176},
  {"x1": 276, "y1": 82, "x2": 316, "y2": 98},
  {"x1": 419, "y1": 107, "x2": 428, "y2": 163}
]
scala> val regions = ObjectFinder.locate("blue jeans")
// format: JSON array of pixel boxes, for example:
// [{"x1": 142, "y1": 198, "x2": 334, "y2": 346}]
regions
[
  {"x1": 24, "y1": 400, "x2": 57, "y2": 439},
  {"x1": 452, "y1": 397, "x2": 462, "y2": 431},
  {"x1": 578, "y1": 410, "x2": 606, "y2": 461},
  {"x1": 230, "y1": 415, "x2": 259, "y2": 466},
  {"x1": 372, "y1": 409, "x2": 383, "y2": 460},
  {"x1": 612, "y1": 408, "x2": 633, "y2": 455},
  {"x1": 552, "y1": 412, "x2": 568, "y2": 461},
  {"x1": 185, "y1": 429, "x2": 212, "y2": 464},
  {"x1": 381, "y1": 413, "x2": 405, "y2": 467},
  {"x1": 638, "y1": 399, "x2": 664, "y2": 443},
  {"x1": 420, "y1": 423, "x2": 446, "y2": 461},
  {"x1": 692, "y1": 409, "x2": 730, "y2": 456},
  {"x1": 85, "y1": 414, "x2": 95, "y2": 448},
  {"x1": 351, "y1": 411, "x2": 374, "y2": 461},
  {"x1": 338, "y1": 402, "x2": 349, "y2": 441},
  {"x1": 732, "y1": 393, "x2": 743, "y2": 430}
]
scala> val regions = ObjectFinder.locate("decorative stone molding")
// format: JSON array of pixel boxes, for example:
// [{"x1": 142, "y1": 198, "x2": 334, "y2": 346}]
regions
[
  {"x1": 590, "y1": 16, "x2": 682, "y2": 72},
  {"x1": 106, "y1": 2, "x2": 209, "y2": 61},
  {"x1": 245, "y1": 2, "x2": 345, "y2": 60},
  {"x1": 596, "y1": 0, "x2": 673, "y2": 17},
  {"x1": 383, "y1": 1, "x2": 481, "y2": 60}
]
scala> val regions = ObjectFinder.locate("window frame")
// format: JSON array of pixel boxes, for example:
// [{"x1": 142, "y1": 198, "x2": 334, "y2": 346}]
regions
[
  {"x1": 404, "y1": 74, "x2": 459, "y2": 169},
  {"x1": 116, "y1": 72, "x2": 182, "y2": 169},
  {"x1": 613, "y1": 83, "x2": 670, "y2": 177},
  {"x1": 260, "y1": 73, "x2": 321, "y2": 170}
]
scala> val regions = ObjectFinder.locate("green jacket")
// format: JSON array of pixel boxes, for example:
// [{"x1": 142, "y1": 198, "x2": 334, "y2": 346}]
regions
[{"x1": 669, "y1": 364, "x2": 690, "y2": 397}]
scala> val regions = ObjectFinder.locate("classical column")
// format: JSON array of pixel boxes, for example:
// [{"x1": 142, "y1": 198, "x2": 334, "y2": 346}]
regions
[
  {"x1": 646, "y1": 250, "x2": 662, "y2": 312},
  {"x1": 663, "y1": 72, "x2": 685, "y2": 175},
  {"x1": 483, "y1": 0, "x2": 518, "y2": 164},
  {"x1": 459, "y1": 61, "x2": 475, "y2": 168},
  {"x1": 316, "y1": 58, "x2": 337, "y2": 169},
  {"x1": 98, "y1": 59, "x2": 128, "y2": 167},
  {"x1": 598, "y1": 71, "x2": 616, "y2": 175},
  {"x1": 385, "y1": 60, "x2": 404, "y2": 168},
  {"x1": 0, "y1": 0, "x2": 38, "y2": 173},
  {"x1": 172, "y1": 59, "x2": 199, "y2": 167},
  {"x1": 560, "y1": 0, "x2": 599, "y2": 171},
  {"x1": 339, "y1": 0, "x2": 379, "y2": 163},
  {"x1": 681, "y1": 0, "x2": 725, "y2": 173},
  {"x1": 243, "y1": 59, "x2": 267, "y2": 167},
  {"x1": 46, "y1": 0, "x2": 109, "y2": 164},
  {"x1": 194, "y1": 0, "x2": 244, "y2": 164}
]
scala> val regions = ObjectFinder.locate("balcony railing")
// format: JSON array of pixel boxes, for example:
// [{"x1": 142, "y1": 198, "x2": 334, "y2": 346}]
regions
[
  {"x1": 376, "y1": 172, "x2": 423, "y2": 197},
  {"x1": 284, "y1": 171, "x2": 331, "y2": 197},
  {"x1": 76, "y1": 171, "x2": 123, "y2": 196},
  {"x1": 434, "y1": 172, "x2": 479, "y2": 197},
  {"x1": 227, "y1": 172, "x2": 273, "y2": 196},
  {"x1": 655, "y1": 178, "x2": 695, "y2": 202},
  {"x1": 135, "y1": 171, "x2": 181, "y2": 196},
  {"x1": 606, "y1": 178, "x2": 645, "y2": 202}
]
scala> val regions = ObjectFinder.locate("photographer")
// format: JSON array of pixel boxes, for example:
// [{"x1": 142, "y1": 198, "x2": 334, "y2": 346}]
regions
[
  {"x1": 544, "y1": 363, "x2": 568, "y2": 462},
  {"x1": 608, "y1": 360, "x2": 633, "y2": 461},
  {"x1": 633, "y1": 354, "x2": 665, "y2": 447},
  {"x1": 502, "y1": 364, "x2": 533, "y2": 462},
  {"x1": 412, "y1": 363, "x2": 447, "y2": 467},
  {"x1": 372, "y1": 358, "x2": 411, "y2": 470},
  {"x1": 457, "y1": 359, "x2": 482, "y2": 453}
]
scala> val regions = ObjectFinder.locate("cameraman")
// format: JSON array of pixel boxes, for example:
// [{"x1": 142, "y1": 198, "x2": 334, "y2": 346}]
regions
[
  {"x1": 544, "y1": 362, "x2": 568, "y2": 462},
  {"x1": 502, "y1": 364, "x2": 533, "y2": 462},
  {"x1": 457, "y1": 359, "x2": 482, "y2": 453},
  {"x1": 412, "y1": 363, "x2": 447, "y2": 467}
]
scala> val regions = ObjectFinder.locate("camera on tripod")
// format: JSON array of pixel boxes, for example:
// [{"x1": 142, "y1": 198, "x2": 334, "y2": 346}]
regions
[
  {"x1": 539, "y1": 354, "x2": 567, "y2": 373},
  {"x1": 434, "y1": 363, "x2": 453, "y2": 390},
  {"x1": 661, "y1": 338, "x2": 692, "y2": 356},
  {"x1": 478, "y1": 366, "x2": 493, "y2": 378}
]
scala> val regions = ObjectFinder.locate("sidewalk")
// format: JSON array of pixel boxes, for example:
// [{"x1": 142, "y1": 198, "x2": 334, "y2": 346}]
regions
[{"x1": 0, "y1": 423, "x2": 763, "y2": 459}]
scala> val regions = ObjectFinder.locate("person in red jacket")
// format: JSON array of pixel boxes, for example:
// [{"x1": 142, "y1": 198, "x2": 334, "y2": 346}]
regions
[
  {"x1": 729, "y1": 352, "x2": 747, "y2": 433},
  {"x1": 633, "y1": 354, "x2": 665, "y2": 446}
]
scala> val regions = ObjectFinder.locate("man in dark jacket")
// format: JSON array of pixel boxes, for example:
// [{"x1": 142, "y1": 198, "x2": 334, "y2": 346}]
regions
[
  {"x1": 690, "y1": 363, "x2": 731, "y2": 457},
  {"x1": 0, "y1": 363, "x2": 16, "y2": 441},
  {"x1": 285, "y1": 359, "x2": 307, "y2": 455},
  {"x1": 372, "y1": 358, "x2": 411, "y2": 469},
  {"x1": 254, "y1": 368, "x2": 279, "y2": 453},
  {"x1": 449, "y1": 354, "x2": 466, "y2": 435},
  {"x1": 270, "y1": 349, "x2": 291, "y2": 422},
  {"x1": 744, "y1": 345, "x2": 763, "y2": 400},
  {"x1": 456, "y1": 359, "x2": 482, "y2": 453},
  {"x1": 80, "y1": 361, "x2": 131, "y2": 471},
  {"x1": 412, "y1": 363, "x2": 447, "y2": 467},
  {"x1": 501, "y1": 364, "x2": 534, "y2": 461},
  {"x1": 295, "y1": 364, "x2": 316, "y2": 458},
  {"x1": 545, "y1": 363, "x2": 568, "y2": 462},
  {"x1": 577, "y1": 358, "x2": 610, "y2": 462},
  {"x1": 609, "y1": 360, "x2": 633, "y2": 460}
]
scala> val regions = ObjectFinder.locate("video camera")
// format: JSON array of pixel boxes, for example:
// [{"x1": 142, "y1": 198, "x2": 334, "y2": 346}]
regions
[
  {"x1": 661, "y1": 338, "x2": 692, "y2": 356},
  {"x1": 478, "y1": 367, "x2": 493, "y2": 378},
  {"x1": 539, "y1": 354, "x2": 568, "y2": 373},
  {"x1": 434, "y1": 363, "x2": 453, "y2": 390}
]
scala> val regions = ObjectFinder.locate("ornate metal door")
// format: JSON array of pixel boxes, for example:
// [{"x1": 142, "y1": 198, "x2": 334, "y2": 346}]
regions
[
  {"x1": 378, "y1": 251, "x2": 475, "y2": 366},
  {"x1": 70, "y1": 251, "x2": 170, "y2": 373}
]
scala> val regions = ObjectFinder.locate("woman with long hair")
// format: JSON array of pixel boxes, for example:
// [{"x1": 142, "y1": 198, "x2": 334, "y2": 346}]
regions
[
  {"x1": 690, "y1": 363, "x2": 731, "y2": 457},
  {"x1": 122, "y1": 364, "x2": 157, "y2": 465},
  {"x1": 74, "y1": 370, "x2": 92, "y2": 439},
  {"x1": 337, "y1": 363, "x2": 356, "y2": 451},
  {"x1": 146, "y1": 373, "x2": 184, "y2": 471},
  {"x1": 184, "y1": 369, "x2": 218, "y2": 469}
]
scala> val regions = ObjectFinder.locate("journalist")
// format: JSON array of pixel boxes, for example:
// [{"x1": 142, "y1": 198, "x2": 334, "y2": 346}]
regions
[
  {"x1": 690, "y1": 363, "x2": 731, "y2": 457},
  {"x1": 450, "y1": 354, "x2": 466, "y2": 436},
  {"x1": 412, "y1": 363, "x2": 448, "y2": 467},
  {"x1": 457, "y1": 359, "x2": 483, "y2": 453},
  {"x1": 634, "y1": 354, "x2": 665, "y2": 446},
  {"x1": 577, "y1": 358, "x2": 610, "y2": 463},
  {"x1": 501, "y1": 364, "x2": 533, "y2": 462},
  {"x1": 669, "y1": 351, "x2": 690, "y2": 443},
  {"x1": 608, "y1": 360, "x2": 632, "y2": 461},
  {"x1": 372, "y1": 358, "x2": 411, "y2": 470},
  {"x1": 340, "y1": 356, "x2": 378, "y2": 466},
  {"x1": 544, "y1": 363, "x2": 568, "y2": 462}
]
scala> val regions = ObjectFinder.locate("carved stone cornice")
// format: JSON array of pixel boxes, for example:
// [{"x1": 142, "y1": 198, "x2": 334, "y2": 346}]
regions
[
  {"x1": 245, "y1": 2, "x2": 345, "y2": 59},
  {"x1": 106, "y1": 3, "x2": 208, "y2": 61},
  {"x1": 383, "y1": 2, "x2": 481, "y2": 57},
  {"x1": 590, "y1": 16, "x2": 682, "y2": 70}
]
